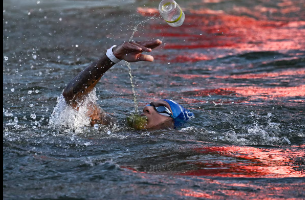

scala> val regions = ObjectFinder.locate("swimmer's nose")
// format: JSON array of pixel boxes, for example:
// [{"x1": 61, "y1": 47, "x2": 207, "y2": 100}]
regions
[{"x1": 143, "y1": 105, "x2": 154, "y2": 115}]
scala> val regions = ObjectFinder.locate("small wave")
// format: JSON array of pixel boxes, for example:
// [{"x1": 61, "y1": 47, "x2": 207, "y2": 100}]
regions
[
  {"x1": 238, "y1": 51, "x2": 284, "y2": 60},
  {"x1": 179, "y1": 111, "x2": 299, "y2": 146},
  {"x1": 260, "y1": 57, "x2": 305, "y2": 69}
]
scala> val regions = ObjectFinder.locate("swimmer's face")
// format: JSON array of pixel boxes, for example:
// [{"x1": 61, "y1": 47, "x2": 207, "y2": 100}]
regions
[{"x1": 142, "y1": 100, "x2": 174, "y2": 130}]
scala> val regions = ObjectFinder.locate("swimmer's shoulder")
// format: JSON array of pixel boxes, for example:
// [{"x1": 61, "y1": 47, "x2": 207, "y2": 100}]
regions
[{"x1": 90, "y1": 111, "x2": 116, "y2": 126}]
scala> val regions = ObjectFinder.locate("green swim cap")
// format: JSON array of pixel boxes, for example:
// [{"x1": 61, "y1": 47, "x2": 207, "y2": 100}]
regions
[{"x1": 126, "y1": 114, "x2": 148, "y2": 130}]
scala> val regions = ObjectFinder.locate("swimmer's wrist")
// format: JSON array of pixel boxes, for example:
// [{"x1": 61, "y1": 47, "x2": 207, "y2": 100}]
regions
[
  {"x1": 112, "y1": 46, "x2": 124, "y2": 60},
  {"x1": 106, "y1": 45, "x2": 121, "y2": 64}
]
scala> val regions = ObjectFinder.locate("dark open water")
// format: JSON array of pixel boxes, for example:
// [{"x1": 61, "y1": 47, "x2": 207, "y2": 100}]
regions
[{"x1": 3, "y1": 0, "x2": 305, "y2": 199}]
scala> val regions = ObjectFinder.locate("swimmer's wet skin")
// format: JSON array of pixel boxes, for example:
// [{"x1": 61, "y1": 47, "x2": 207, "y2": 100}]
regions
[{"x1": 62, "y1": 39, "x2": 194, "y2": 130}]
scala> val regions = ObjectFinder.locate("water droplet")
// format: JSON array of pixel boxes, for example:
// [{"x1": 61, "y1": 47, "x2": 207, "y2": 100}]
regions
[
  {"x1": 32, "y1": 55, "x2": 37, "y2": 59},
  {"x1": 59, "y1": 18, "x2": 62, "y2": 21},
  {"x1": 29, "y1": 104, "x2": 34, "y2": 107},
  {"x1": 75, "y1": 44, "x2": 79, "y2": 47},
  {"x1": 168, "y1": 62, "x2": 170, "y2": 64},
  {"x1": 283, "y1": 137, "x2": 291, "y2": 144},
  {"x1": 28, "y1": 90, "x2": 33, "y2": 94},
  {"x1": 84, "y1": 142, "x2": 91, "y2": 146},
  {"x1": 35, "y1": 90, "x2": 39, "y2": 93},
  {"x1": 30, "y1": 113, "x2": 36, "y2": 119},
  {"x1": 28, "y1": 12, "x2": 31, "y2": 15},
  {"x1": 14, "y1": 117, "x2": 18, "y2": 123},
  {"x1": 37, "y1": 1, "x2": 40, "y2": 4},
  {"x1": 4, "y1": 56, "x2": 8, "y2": 61},
  {"x1": 4, "y1": 110, "x2": 13, "y2": 117},
  {"x1": 11, "y1": 88, "x2": 14, "y2": 92}
]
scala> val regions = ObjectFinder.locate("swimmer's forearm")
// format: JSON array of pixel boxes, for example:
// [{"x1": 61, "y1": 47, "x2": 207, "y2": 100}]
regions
[
  {"x1": 63, "y1": 54, "x2": 115, "y2": 106},
  {"x1": 62, "y1": 39, "x2": 162, "y2": 106}
]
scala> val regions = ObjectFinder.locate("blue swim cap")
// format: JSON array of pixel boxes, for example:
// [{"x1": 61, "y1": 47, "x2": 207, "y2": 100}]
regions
[{"x1": 164, "y1": 99, "x2": 195, "y2": 128}]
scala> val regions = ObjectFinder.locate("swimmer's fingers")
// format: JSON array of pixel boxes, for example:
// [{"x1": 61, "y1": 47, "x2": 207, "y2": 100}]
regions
[
  {"x1": 124, "y1": 42, "x2": 143, "y2": 52},
  {"x1": 119, "y1": 42, "x2": 151, "y2": 54},
  {"x1": 130, "y1": 42, "x2": 152, "y2": 52},
  {"x1": 115, "y1": 40, "x2": 161, "y2": 55},
  {"x1": 136, "y1": 39, "x2": 162, "y2": 49},
  {"x1": 137, "y1": 54, "x2": 154, "y2": 62},
  {"x1": 113, "y1": 40, "x2": 159, "y2": 62}
]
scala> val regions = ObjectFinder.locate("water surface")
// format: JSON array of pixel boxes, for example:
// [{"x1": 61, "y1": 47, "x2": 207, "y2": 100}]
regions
[{"x1": 3, "y1": 0, "x2": 305, "y2": 199}]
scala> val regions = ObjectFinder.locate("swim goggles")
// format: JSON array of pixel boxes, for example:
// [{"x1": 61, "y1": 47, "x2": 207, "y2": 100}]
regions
[{"x1": 147, "y1": 103, "x2": 172, "y2": 117}]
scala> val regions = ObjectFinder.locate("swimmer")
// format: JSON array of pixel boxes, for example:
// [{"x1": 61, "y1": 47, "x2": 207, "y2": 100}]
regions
[{"x1": 62, "y1": 39, "x2": 194, "y2": 130}]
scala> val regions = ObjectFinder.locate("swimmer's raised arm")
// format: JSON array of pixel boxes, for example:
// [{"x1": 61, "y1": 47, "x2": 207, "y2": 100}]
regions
[{"x1": 62, "y1": 39, "x2": 162, "y2": 107}]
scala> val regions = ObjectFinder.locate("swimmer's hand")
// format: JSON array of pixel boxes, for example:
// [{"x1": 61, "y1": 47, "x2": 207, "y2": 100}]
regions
[{"x1": 113, "y1": 39, "x2": 162, "y2": 62}]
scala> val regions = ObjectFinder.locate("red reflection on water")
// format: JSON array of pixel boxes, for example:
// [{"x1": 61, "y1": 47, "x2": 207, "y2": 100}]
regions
[
  {"x1": 169, "y1": 68, "x2": 305, "y2": 82},
  {"x1": 178, "y1": 146, "x2": 305, "y2": 178},
  {"x1": 166, "y1": 69, "x2": 305, "y2": 100},
  {"x1": 111, "y1": 82, "x2": 305, "y2": 102},
  {"x1": 183, "y1": 88, "x2": 236, "y2": 96},
  {"x1": 227, "y1": 85, "x2": 305, "y2": 99},
  {"x1": 137, "y1": 5, "x2": 305, "y2": 63},
  {"x1": 121, "y1": 145, "x2": 304, "y2": 179},
  {"x1": 178, "y1": 181, "x2": 305, "y2": 199},
  {"x1": 215, "y1": 69, "x2": 305, "y2": 80},
  {"x1": 178, "y1": 189, "x2": 213, "y2": 198},
  {"x1": 176, "y1": 179, "x2": 305, "y2": 199},
  {"x1": 289, "y1": 99, "x2": 305, "y2": 103}
]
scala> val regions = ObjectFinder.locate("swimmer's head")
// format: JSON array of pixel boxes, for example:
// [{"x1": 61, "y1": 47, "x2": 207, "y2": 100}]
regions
[
  {"x1": 163, "y1": 99, "x2": 195, "y2": 127},
  {"x1": 140, "y1": 99, "x2": 194, "y2": 130}
]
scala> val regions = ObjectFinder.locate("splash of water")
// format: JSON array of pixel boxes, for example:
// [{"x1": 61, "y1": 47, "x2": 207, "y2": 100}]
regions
[
  {"x1": 49, "y1": 89, "x2": 99, "y2": 132},
  {"x1": 125, "y1": 15, "x2": 157, "y2": 114}
]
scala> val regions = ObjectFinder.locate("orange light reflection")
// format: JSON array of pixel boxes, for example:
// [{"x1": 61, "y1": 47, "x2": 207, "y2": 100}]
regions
[
  {"x1": 177, "y1": 146, "x2": 305, "y2": 178},
  {"x1": 137, "y1": 6, "x2": 305, "y2": 63}
]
